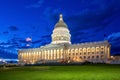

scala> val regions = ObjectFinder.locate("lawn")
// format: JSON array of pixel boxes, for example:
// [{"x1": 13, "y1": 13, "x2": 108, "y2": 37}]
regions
[{"x1": 0, "y1": 64, "x2": 120, "y2": 80}]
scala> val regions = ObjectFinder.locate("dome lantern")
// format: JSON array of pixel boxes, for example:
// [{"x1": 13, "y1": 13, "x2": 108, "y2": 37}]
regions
[
  {"x1": 55, "y1": 14, "x2": 68, "y2": 29},
  {"x1": 59, "y1": 14, "x2": 63, "y2": 21}
]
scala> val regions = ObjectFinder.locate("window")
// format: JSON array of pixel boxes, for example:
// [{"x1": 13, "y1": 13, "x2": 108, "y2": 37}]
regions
[
  {"x1": 101, "y1": 51, "x2": 103, "y2": 54},
  {"x1": 96, "y1": 48, "x2": 99, "y2": 51},
  {"x1": 88, "y1": 56, "x2": 90, "y2": 59},
  {"x1": 84, "y1": 56, "x2": 86, "y2": 59},
  {"x1": 101, "y1": 48, "x2": 104, "y2": 50},
  {"x1": 101, "y1": 55, "x2": 103, "y2": 58},
  {"x1": 96, "y1": 56, "x2": 99, "y2": 59},
  {"x1": 88, "y1": 52, "x2": 90, "y2": 54},
  {"x1": 84, "y1": 52, "x2": 86, "y2": 55},
  {"x1": 69, "y1": 57, "x2": 70, "y2": 59},
  {"x1": 61, "y1": 36, "x2": 63, "y2": 40}
]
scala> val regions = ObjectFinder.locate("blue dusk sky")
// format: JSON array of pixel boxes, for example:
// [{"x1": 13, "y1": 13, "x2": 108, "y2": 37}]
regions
[{"x1": 0, "y1": 0, "x2": 120, "y2": 59}]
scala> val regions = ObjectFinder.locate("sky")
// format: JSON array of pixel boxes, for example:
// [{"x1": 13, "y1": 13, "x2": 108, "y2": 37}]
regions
[{"x1": 0, "y1": 0, "x2": 120, "y2": 59}]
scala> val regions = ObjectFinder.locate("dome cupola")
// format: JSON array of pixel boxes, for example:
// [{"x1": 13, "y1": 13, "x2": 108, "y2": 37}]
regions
[{"x1": 51, "y1": 14, "x2": 71, "y2": 44}]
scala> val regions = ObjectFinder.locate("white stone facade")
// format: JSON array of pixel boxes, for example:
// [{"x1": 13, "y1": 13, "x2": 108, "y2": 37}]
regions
[{"x1": 18, "y1": 14, "x2": 111, "y2": 64}]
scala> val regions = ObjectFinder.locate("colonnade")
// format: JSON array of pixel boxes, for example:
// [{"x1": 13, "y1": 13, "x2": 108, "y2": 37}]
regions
[{"x1": 18, "y1": 44, "x2": 110, "y2": 64}]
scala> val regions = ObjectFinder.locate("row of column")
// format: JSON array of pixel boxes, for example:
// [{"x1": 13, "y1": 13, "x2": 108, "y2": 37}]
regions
[
  {"x1": 19, "y1": 45, "x2": 110, "y2": 64},
  {"x1": 19, "y1": 49, "x2": 64, "y2": 63}
]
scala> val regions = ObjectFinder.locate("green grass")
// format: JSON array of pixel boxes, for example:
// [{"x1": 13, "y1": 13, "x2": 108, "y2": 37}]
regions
[{"x1": 0, "y1": 64, "x2": 120, "y2": 80}]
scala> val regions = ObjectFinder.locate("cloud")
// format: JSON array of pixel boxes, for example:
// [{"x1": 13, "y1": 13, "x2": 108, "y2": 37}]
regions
[
  {"x1": 8, "y1": 26, "x2": 19, "y2": 31},
  {"x1": 0, "y1": 42, "x2": 18, "y2": 59},
  {"x1": 0, "y1": 47, "x2": 17, "y2": 59},
  {"x1": 3, "y1": 31, "x2": 9, "y2": 34},
  {"x1": 0, "y1": 33, "x2": 51, "y2": 51},
  {"x1": 0, "y1": 36, "x2": 28, "y2": 50},
  {"x1": 66, "y1": 9, "x2": 119, "y2": 32},
  {"x1": 106, "y1": 32, "x2": 120, "y2": 42},
  {"x1": 40, "y1": 0, "x2": 120, "y2": 46},
  {"x1": 63, "y1": 0, "x2": 120, "y2": 44},
  {"x1": 32, "y1": 39, "x2": 41, "y2": 44},
  {"x1": 106, "y1": 32, "x2": 120, "y2": 54},
  {"x1": 32, "y1": 34, "x2": 51, "y2": 47},
  {"x1": 26, "y1": 0, "x2": 44, "y2": 8}
]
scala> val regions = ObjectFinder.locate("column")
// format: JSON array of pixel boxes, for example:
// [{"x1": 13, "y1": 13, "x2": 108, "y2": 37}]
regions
[
  {"x1": 44, "y1": 50, "x2": 46, "y2": 60},
  {"x1": 47, "y1": 50, "x2": 50, "y2": 60},
  {"x1": 54, "y1": 49, "x2": 56, "y2": 60},
  {"x1": 47, "y1": 50, "x2": 48, "y2": 60},
  {"x1": 61, "y1": 49, "x2": 62, "y2": 59},
  {"x1": 42, "y1": 50, "x2": 44, "y2": 60},
  {"x1": 104, "y1": 46, "x2": 107, "y2": 62},
  {"x1": 57, "y1": 49, "x2": 59, "y2": 59},
  {"x1": 107, "y1": 46, "x2": 110, "y2": 58},
  {"x1": 59, "y1": 49, "x2": 61, "y2": 59},
  {"x1": 39, "y1": 51, "x2": 42, "y2": 60},
  {"x1": 55, "y1": 49, "x2": 57, "y2": 60},
  {"x1": 50, "y1": 50, "x2": 52, "y2": 60}
]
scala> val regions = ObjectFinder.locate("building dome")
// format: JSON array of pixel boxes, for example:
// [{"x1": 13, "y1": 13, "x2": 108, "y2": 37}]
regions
[
  {"x1": 51, "y1": 14, "x2": 71, "y2": 44},
  {"x1": 55, "y1": 14, "x2": 68, "y2": 29}
]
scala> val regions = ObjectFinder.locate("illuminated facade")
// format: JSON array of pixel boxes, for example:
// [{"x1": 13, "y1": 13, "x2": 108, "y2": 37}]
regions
[{"x1": 18, "y1": 14, "x2": 111, "y2": 64}]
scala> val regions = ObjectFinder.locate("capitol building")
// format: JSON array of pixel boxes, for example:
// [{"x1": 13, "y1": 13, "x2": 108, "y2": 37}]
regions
[{"x1": 18, "y1": 14, "x2": 111, "y2": 64}]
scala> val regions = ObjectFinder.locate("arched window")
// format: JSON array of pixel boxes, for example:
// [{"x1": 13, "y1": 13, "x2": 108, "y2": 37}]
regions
[
  {"x1": 83, "y1": 48, "x2": 86, "y2": 52},
  {"x1": 84, "y1": 52, "x2": 86, "y2": 55},
  {"x1": 88, "y1": 52, "x2": 90, "y2": 54},
  {"x1": 87, "y1": 48, "x2": 90, "y2": 52},
  {"x1": 91, "y1": 47, "x2": 95, "y2": 52},
  {"x1": 84, "y1": 56, "x2": 86, "y2": 59},
  {"x1": 80, "y1": 56, "x2": 82, "y2": 59},
  {"x1": 101, "y1": 51, "x2": 103, "y2": 54},
  {"x1": 101, "y1": 55, "x2": 103, "y2": 58},
  {"x1": 80, "y1": 53, "x2": 81, "y2": 55},
  {"x1": 79, "y1": 48, "x2": 82, "y2": 52},
  {"x1": 101, "y1": 46, "x2": 104, "y2": 51},
  {"x1": 96, "y1": 56, "x2": 99, "y2": 59},
  {"x1": 67, "y1": 57, "x2": 70, "y2": 59},
  {"x1": 88, "y1": 56, "x2": 90, "y2": 59}
]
